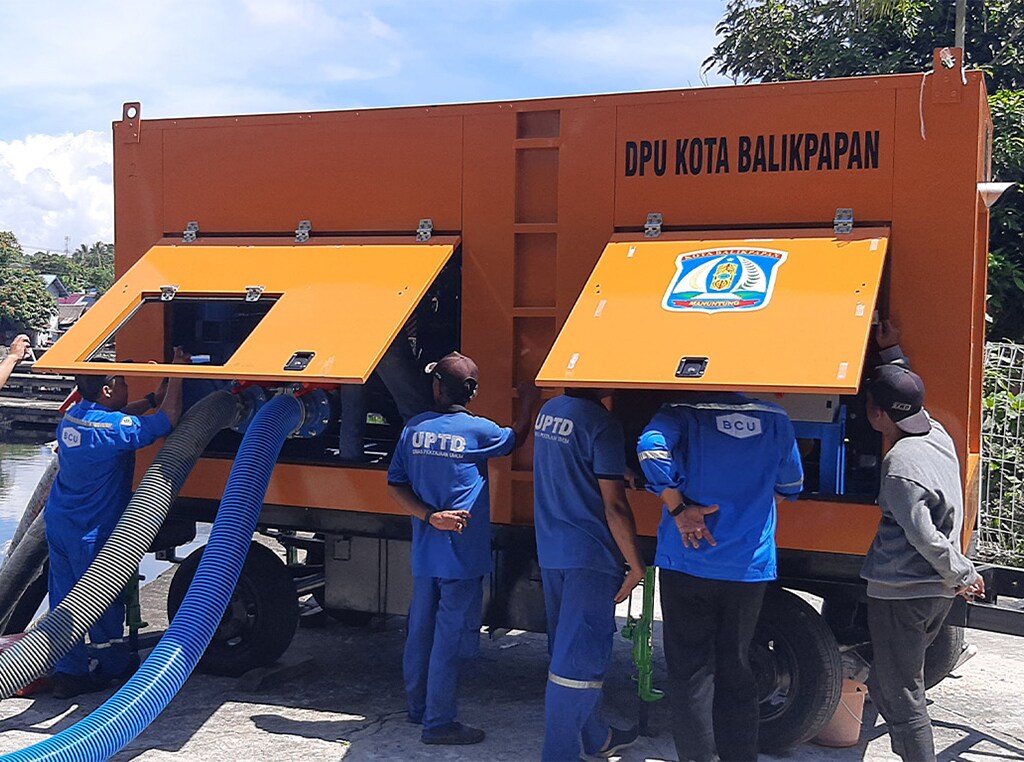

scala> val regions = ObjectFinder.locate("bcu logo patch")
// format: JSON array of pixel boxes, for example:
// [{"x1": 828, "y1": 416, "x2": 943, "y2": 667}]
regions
[
  {"x1": 61, "y1": 427, "x2": 82, "y2": 448},
  {"x1": 663, "y1": 247, "x2": 787, "y2": 314},
  {"x1": 716, "y1": 413, "x2": 762, "y2": 439}
]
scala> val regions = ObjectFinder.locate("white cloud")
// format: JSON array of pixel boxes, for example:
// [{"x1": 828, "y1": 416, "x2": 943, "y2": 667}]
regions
[
  {"x1": 528, "y1": 14, "x2": 725, "y2": 89},
  {"x1": 0, "y1": 0, "x2": 733, "y2": 247},
  {"x1": 0, "y1": 132, "x2": 113, "y2": 251}
]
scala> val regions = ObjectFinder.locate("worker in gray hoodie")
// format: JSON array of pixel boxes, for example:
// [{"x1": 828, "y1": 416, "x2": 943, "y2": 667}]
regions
[{"x1": 861, "y1": 324, "x2": 985, "y2": 762}]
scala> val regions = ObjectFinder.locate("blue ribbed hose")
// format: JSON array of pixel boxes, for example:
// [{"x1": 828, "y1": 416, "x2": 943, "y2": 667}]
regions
[
  {"x1": 3, "y1": 393, "x2": 303, "y2": 762},
  {"x1": 0, "y1": 390, "x2": 243, "y2": 698}
]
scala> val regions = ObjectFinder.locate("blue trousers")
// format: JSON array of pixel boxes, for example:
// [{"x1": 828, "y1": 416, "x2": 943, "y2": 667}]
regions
[
  {"x1": 48, "y1": 531, "x2": 132, "y2": 677},
  {"x1": 542, "y1": 568, "x2": 621, "y2": 761},
  {"x1": 403, "y1": 576, "x2": 483, "y2": 731}
]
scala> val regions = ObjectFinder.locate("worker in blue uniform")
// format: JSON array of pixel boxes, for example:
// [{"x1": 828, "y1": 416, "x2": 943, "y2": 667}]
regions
[
  {"x1": 46, "y1": 352, "x2": 186, "y2": 699},
  {"x1": 533, "y1": 388, "x2": 645, "y2": 761},
  {"x1": 638, "y1": 393, "x2": 803, "y2": 762},
  {"x1": 387, "y1": 352, "x2": 538, "y2": 745}
]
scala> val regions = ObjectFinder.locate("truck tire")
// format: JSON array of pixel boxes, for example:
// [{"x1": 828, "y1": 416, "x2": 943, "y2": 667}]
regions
[
  {"x1": 751, "y1": 588, "x2": 843, "y2": 752},
  {"x1": 167, "y1": 541, "x2": 299, "y2": 676},
  {"x1": 820, "y1": 598, "x2": 964, "y2": 690},
  {"x1": 924, "y1": 625, "x2": 966, "y2": 689}
]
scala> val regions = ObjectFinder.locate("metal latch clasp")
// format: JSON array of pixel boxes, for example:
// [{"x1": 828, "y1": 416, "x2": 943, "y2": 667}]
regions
[
  {"x1": 160, "y1": 285, "x2": 179, "y2": 302},
  {"x1": 295, "y1": 220, "x2": 312, "y2": 243},
  {"x1": 644, "y1": 213, "x2": 663, "y2": 239},
  {"x1": 834, "y1": 208, "x2": 854, "y2": 235},
  {"x1": 182, "y1": 221, "x2": 199, "y2": 244},
  {"x1": 245, "y1": 285, "x2": 265, "y2": 303},
  {"x1": 416, "y1": 218, "x2": 434, "y2": 242}
]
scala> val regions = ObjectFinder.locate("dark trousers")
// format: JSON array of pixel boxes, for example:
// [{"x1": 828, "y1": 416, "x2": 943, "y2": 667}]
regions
[
  {"x1": 867, "y1": 596, "x2": 953, "y2": 762},
  {"x1": 660, "y1": 569, "x2": 767, "y2": 762}
]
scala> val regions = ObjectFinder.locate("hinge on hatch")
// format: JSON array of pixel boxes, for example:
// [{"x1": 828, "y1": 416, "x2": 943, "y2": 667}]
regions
[
  {"x1": 644, "y1": 213, "x2": 663, "y2": 239},
  {"x1": 182, "y1": 221, "x2": 199, "y2": 244},
  {"x1": 833, "y1": 208, "x2": 854, "y2": 235},
  {"x1": 245, "y1": 285, "x2": 265, "y2": 303},
  {"x1": 295, "y1": 220, "x2": 312, "y2": 243},
  {"x1": 416, "y1": 218, "x2": 434, "y2": 242},
  {"x1": 160, "y1": 285, "x2": 179, "y2": 302}
]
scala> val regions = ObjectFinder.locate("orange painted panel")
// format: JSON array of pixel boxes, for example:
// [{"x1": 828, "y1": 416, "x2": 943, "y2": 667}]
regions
[
  {"x1": 617, "y1": 483, "x2": 882, "y2": 550},
  {"x1": 776, "y1": 499, "x2": 880, "y2": 555},
  {"x1": 614, "y1": 87, "x2": 895, "y2": 227},
  {"x1": 160, "y1": 115, "x2": 464, "y2": 234},
  {"x1": 537, "y1": 229, "x2": 888, "y2": 393},
  {"x1": 36, "y1": 241, "x2": 455, "y2": 383}
]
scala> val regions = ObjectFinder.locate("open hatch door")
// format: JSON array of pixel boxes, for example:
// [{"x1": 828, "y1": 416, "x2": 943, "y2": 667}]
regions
[
  {"x1": 537, "y1": 229, "x2": 888, "y2": 394},
  {"x1": 36, "y1": 240, "x2": 458, "y2": 383}
]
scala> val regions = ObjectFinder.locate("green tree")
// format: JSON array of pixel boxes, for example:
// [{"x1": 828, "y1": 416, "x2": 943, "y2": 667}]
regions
[
  {"x1": 24, "y1": 251, "x2": 86, "y2": 291},
  {"x1": 707, "y1": 0, "x2": 1024, "y2": 338},
  {"x1": 72, "y1": 242, "x2": 115, "y2": 294},
  {"x1": 0, "y1": 265, "x2": 57, "y2": 331},
  {"x1": 0, "y1": 231, "x2": 23, "y2": 268},
  {"x1": 21, "y1": 240, "x2": 117, "y2": 296}
]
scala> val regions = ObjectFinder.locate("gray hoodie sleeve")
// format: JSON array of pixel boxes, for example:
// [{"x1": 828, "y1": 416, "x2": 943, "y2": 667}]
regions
[{"x1": 880, "y1": 474, "x2": 978, "y2": 588}]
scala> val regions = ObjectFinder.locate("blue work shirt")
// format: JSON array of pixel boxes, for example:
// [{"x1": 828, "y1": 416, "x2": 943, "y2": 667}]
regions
[
  {"x1": 637, "y1": 394, "x2": 803, "y2": 582},
  {"x1": 46, "y1": 401, "x2": 173, "y2": 542},
  {"x1": 388, "y1": 407, "x2": 516, "y2": 579},
  {"x1": 533, "y1": 395, "x2": 627, "y2": 574}
]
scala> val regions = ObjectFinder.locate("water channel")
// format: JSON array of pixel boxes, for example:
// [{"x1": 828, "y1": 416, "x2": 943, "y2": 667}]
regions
[{"x1": 0, "y1": 438, "x2": 206, "y2": 624}]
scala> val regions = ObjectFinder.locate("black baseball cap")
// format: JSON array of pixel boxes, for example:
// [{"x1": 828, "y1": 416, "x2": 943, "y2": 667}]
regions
[
  {"x1": 867, "y1": 364, "x2": 930, "y2": 435},
  {"x1": 425, "y1": 352, "x2": 480, "y2": 403},
  {"x1": 75, "y1": 358, "x2": 121, "y2": 401}
]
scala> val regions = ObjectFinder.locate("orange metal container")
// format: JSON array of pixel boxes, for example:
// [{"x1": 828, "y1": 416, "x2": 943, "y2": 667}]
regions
[{"x1": 38, "y1": 51, "x2": 992, "y2": 557}]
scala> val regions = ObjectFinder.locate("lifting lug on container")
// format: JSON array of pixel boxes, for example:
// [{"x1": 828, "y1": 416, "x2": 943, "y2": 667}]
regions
[
  {"x1": 295, "y1": 220, "x2": 312, "y2": 243},
  {"x1": 416, "y1": 218, "x2": 434, "y2": 242},
  {"x1": 182, "y1": 220, "x2": 199, "y2": 243},
  {"x1": 833, "y1": 208, "x2": 854, "y2": 235},
  {"x1": 644, "y1": 212, "x2": 663, "y2": 239},
  {"x1": 159, "y1": 285, "x2": 179, "y2": 302},
  {"x1": 245, "y1": 285, "x2": 265, "y2": 303}
]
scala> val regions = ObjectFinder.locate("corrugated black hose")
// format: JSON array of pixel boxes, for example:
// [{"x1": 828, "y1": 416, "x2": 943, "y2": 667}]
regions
[
  {"x1": 0, "y1": 448, "x2": 57, "y2": 633},
  {"x1": 0, "y1": 513, "x2": 48, "y2": 633},
  {"x1": 0, "y1": 389, "x2": 244, "y2": 699}
]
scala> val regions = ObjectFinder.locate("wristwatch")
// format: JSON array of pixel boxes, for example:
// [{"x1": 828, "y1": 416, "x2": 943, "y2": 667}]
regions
[{"x1": 669, "y1": 496, "x2": 698, "y2": 517}]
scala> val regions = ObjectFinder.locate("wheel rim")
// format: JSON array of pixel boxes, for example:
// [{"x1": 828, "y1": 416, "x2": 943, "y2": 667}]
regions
[
  {"x1": 751, "y1": 627, "x2": 798, "y2": 722},
  {"x1": 214, "y1": 577, "x2": 260, "y2": 648}
]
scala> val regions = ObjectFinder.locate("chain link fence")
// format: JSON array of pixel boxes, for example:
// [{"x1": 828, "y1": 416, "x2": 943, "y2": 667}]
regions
[{"x1": 979, "y1": 341, "x2": 1024, "y2": 565}]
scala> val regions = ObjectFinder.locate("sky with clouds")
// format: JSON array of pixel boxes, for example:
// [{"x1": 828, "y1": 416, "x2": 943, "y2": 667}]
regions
[{"x1": 0, "y1": 0, "x2": 732, "y2": 253}]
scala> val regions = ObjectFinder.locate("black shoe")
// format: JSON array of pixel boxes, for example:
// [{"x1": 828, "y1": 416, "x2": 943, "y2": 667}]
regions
[
  {"x1": 52, "y1": 672, "x2": 105, "y2": 700},
  {"x1": 593, "y1": 725, "x2": 639, "y2": 758},
  {"x1": 421, "y1": 722, "x2": 486, "y2": 745}
]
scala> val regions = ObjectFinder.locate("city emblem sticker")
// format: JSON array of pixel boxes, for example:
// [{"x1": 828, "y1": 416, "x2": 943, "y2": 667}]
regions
[{"x1": 662, "y1": 247, "x2": 787, "y2": 313}]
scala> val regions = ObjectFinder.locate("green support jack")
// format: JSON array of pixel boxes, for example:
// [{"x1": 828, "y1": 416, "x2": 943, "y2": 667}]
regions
[
  {"x1": 621, "y1": 566, "x2": 664, "y2": 736},
  {"x1": 123, "y1": 571, "x2": 148, "y2": 657}
]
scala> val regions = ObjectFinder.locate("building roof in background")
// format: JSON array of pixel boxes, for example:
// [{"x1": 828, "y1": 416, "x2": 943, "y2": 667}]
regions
[
  {"x1": 39, "y1": 274, "x2": 71, "y2": 299},
  {"x1": 57, "y1": 303, "x2": 88, "y2": 327}
]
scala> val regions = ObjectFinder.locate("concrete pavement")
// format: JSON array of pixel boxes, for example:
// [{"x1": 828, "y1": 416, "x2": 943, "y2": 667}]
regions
[{"x1": 0, "y1": 571, "x2": 1022, "y2": 761}]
